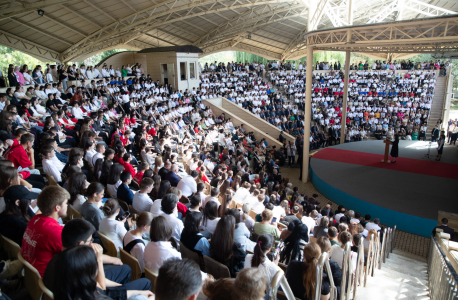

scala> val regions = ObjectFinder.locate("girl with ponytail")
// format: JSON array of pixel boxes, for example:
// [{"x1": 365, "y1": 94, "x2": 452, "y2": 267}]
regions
[
  {"x1": 243, "y1": 233, "x2": 279, "y2": 292},
  {"x1": 285, "y1": 242, "x2": 331, "y2": 300}
]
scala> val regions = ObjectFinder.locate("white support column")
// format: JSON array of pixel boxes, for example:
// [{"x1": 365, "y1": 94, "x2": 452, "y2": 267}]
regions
[
  {"x1": 347, "y1": 0, "x2": 353, "y2": 25},
  {"x1": 302, "y1": 45, "x2": 313, "y2": 183},
  {"x1": 340, "y1": 50, "x2": 351, "y2": 144}
]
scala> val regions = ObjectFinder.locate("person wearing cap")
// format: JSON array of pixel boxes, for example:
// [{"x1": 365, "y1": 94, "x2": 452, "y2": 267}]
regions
[
  {"x1": 0, "y1": 185, "x2": 38, "y2": 246},
  {"x1": 21, "y1": 186, "x2": 70, "y2": 276}
]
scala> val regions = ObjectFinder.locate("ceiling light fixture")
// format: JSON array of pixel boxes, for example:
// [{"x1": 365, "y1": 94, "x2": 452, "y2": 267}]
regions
[{"x1": 37, "y1": 9, "x2": 44, "y2": 16}]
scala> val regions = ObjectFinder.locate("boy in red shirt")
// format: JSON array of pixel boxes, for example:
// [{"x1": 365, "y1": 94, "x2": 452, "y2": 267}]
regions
[
  {"x1": 5, "y1": 133, "x2": 39, "y2": 175},
  {"x1": 122, "y1": 153, "x2": 137, "y2": 178},
  {"x1": 21, "y1": 185, "x2": 70, "y2": 276}
]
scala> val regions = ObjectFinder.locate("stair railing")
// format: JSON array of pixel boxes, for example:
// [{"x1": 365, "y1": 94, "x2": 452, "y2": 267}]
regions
[
  {"x1": 340, "y1": 242, "x2": 353, "y2": 300},
  {"x1": 364, "y1": 234, "x2": 375, "y2": 286},
  {"x1": 315, "y1": 251, "x2": 337, "y2": 300},
  {"x1": 390, "y1": 225, "x2": 396, "y2": 254},
  {"x1": 380, "y1": 228, "x2": 388, "y2": 265},
  {"x1": 353, "y1": 238, "x2": 365, "y2": 299}
]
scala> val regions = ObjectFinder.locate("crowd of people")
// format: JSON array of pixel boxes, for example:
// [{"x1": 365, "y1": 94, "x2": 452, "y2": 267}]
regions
[{"x1": 0, "y1": 58, "x2": 445, "y2": 300}]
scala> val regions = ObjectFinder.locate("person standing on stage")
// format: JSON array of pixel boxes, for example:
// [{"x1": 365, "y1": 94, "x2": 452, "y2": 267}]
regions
[
  {"x1": 436, "y1": 134, "x2": 445, "y2": 161},
  {"x1": 390, "y1": 134, "x2": 399, "y2": 163}
]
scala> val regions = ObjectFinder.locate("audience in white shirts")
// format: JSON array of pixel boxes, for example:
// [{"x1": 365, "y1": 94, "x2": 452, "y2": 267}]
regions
[{"x1": 132, "y1": 177, "x2": 154, "y2": 212}]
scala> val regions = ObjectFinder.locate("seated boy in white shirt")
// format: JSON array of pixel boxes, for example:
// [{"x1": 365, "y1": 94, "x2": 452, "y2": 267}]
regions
[{"x1": 41, "y1": 145, "x2": 65, "y2": 182}]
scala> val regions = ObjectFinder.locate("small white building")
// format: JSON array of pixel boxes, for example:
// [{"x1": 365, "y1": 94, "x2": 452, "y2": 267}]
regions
[{"x1": 138, "y1": 45, "x2": 202, "y2": 93}]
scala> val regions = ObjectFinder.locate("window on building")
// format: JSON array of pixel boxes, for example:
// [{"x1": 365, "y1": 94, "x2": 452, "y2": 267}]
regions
[
  {"x1": 180, "y1": 62, "x2": 186, "y2": 80},
  {"x1": 189, "y1": 62, "x2": 195, "y2": 79}
]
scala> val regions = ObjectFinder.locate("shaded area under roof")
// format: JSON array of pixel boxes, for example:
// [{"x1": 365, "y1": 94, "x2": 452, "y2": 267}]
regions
[{"x1": 137, "y1": 45, "x2": 203, "y2": 54}]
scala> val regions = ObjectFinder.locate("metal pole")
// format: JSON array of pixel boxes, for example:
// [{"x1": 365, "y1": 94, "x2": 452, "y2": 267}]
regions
[
  {"x1": 340, "y1": 50, "x2": 350, "y2": 144},
  {"x1": 302, "y1": 45, "x2": 313, "y2": 183}
]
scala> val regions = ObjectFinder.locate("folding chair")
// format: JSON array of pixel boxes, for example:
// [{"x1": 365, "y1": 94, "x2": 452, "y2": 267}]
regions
[
  {"x1": 129, "y1": 205, "x2": 141, "y2": 215},
  {"x1": 249, "y1": 210, "x2": 257, "y2": 220},
  {"x1": 1, "y1": 234, "x2": 21, "y2": 261},
  {"x1": 67, "y1": 205, "x2": 83, "y2": 219},
  {"x1": 39, "y1": 278, "x2": 54, "y2": 300},
  {"x1": 179, "y1": 241, "x2": 203, "y2": 270},
  {"x1": 144, "y1": 266, "x2": 158, "y2": 292},
  {"x1": 18, "y1": 253, "x2": 42, "y2": 300},
  {"x1": 119, "y1": 248, "x2": 142, "y2": 281},
  {"x1": 203, "y1": 255, "x2": 230, "y2": 279},
  {"x1": 98, "y1": 231, "x2": 118, "y2": 257},
  {"x1": 117, "y1": 199, "x2": 129, "y2": 213}
]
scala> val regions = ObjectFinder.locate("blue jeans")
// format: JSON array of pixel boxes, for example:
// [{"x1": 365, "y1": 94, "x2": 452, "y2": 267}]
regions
[{"x1": 55, "y1": 151, "x2": 67, "y2": 163}]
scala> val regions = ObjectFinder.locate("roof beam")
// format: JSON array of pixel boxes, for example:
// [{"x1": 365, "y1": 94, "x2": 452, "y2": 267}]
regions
[
  {"x1": 403, "y1": 0, "x2": 457, "y2": 17},
  {"x1": 166, "y1": 23, "x2": 201, "y2": 37},
  {"x1": 281, "y1": 27, "x2": 307, "y2": 59},
  {"x1": 119, "y1": 0, "x2": 137, "y2": 13},
  {"x1": 144, "y1": 33, "x2": 177, "y2": 45},
  {"x1": 366, "y1": 0, "x2": 398, "y2": 24},
  {"x1": 63, "y1": 0, "x2": 300, "y2": 62},
  {"x1": 156, "y1": 28, "x2": 194, "y2": 43},
  {"x1": 41, "y1": 13, "x2": 88, "y2": 37},
  {"x1": 308, "y1": 0, "x2": 327, "y2": 31},
  {"x1": 59, "y1": 4, "x2": 102, "y2": 28},
  {"x1": 82, "y1": 0, "x2": 117, "y2": 22},
  {"x1": 10, "y1": 17, "x2": 73, "y2": 45},
  {"x1": 0, "y1": 0, "x2": 76, "y2": 21},
  {"x1": 0, "y1": 28, "x2": 61, "y2": 62}
]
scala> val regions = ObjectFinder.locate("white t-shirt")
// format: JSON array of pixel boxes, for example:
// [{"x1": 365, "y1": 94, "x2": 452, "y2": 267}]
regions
[
  {"x1": 149, "y1": 199, "x2": 163, "y2": 217},
  {"x1": 144, "y1": 241, "x2": 181, "y2": 274},
  {"x1": 301, "y1": 216, "x2": 316, "y2": 236},
  {"x1": 123, "y1": 231, "x2": 147, "y2": 272},
  {"x1": 244, "y1": 254, "x2": 279, "y2": 290},
  {"x1": 162, "y1": 213, "x2": 184, "y2": 241},
  {"x1": 99, "y1": 217, "x2": 127, "y2": 253},
  {"x1": 330, "y1": 245, "x2": 357, "y2": 272},
  {"x1": 201, "y1": 217, "x2": 220, "y2": 234},
  {"x1": 133, "y1": 192, "x2": 154, "y2": 212}
]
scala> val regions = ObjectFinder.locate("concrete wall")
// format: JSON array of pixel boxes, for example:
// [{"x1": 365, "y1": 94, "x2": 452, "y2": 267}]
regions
[
  {"x1": 97, "y1": 51, "x2": 147, "y2": 74},
  {"x1": 145, "y1": 52, "x2": 177, "y2": 89},
  {"x1": 204, "y1": 97, "x2": 288, "y2": 149},
  {"x1": 220, "y1": 98, "x2": 295, "y2": 145}
]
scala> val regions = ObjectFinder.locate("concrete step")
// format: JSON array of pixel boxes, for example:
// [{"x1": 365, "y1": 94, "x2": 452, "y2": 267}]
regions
[{"x1": 356, "y1": 250, "x2": 429, "y2": 300}]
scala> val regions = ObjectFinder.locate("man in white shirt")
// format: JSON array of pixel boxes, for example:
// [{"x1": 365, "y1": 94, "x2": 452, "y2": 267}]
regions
[
  {"x1": 177, "y1": 171, "x2": 198, "y2": 198},
  {"x1": 302, "y1": 210, "x2": 318, "y2": 236},
  {"x1": 41, "y1": 145, "x2": 64, "y2": 182},
  {"x1": 232, "y1": 182, "x2": 251, "y2": 204},
  {"x1": 161, "y1": 193, "x2": 184, "y2": 241},
  {"x1": 251, "y1": 194, "x2": 266, "y2": 214},
  {"x1": 132, "y1": 177, "x2": 154, "y2": 212},
  {"x1": 91, "y1": 143, "x2": 105, "y2": 167},
  {"x1": 365, "y1": 218, "x2": 381, "y2": 232},
  {"x1": 204, "y1": 187, "x2": 220, "y2": 208}
]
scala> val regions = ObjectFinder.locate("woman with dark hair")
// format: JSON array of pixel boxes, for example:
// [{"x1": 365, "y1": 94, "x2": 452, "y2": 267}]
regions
[
  {"x1": 0, "y1": 186, "x2": 35, "y2": 246},
  {"x1": 210, "y1": 215, "x2": 246, "y2": 278},
  {"x1": 68, "y1": 172, "x2": 88, "y2": 212},
  {"x1": 282, "y1": 222, "x2": 309, "y2": 264},
  {"x1": 436, "y1": 133, "x2": 445, "y2": 161},
  {"x1": 218, "y1": 193, "x2": 233, "y2": 217},
  {"x1": 144, "y1": 215, "x2": 180, "y2": 273},
  {"x1": 244, "y1": 233, "x2": 279, "y2": 291},
  {"x1": 148, "y1": 174, "x2": 162, "y2": 200},
  {"x1": 99, "y1": 148, "x2": 115, "y2": 185},
  {"x1": 100, "y1": 199, "x2": 128, "y2": 252},
  {"x1": 228, "y1": 208, "x2": 256, "y2": 252},
  {"x1": 201, "y1": 201, "x2": 220, "y2": 234},
  {"x1": 149, "y1": 180, "x2": 171, "y2": 217},
  {"x1": 106, "y1": 163, "x2": 124, "y2": 198},
  {"x1": 181, "y1": 210, "x2": 210, "y2": 256},
  {"x1": 285, "y1": 243, "x2": 330, "y2": 300},
  {"x1": 54, "y1": 246, "x2": 111, "y2": 300},
  {"x1": 390, "y1": 134, "x2": 399, "y2": 163}
]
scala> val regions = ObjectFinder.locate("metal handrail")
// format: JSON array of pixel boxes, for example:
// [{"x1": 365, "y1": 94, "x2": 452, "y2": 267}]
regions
[
  {"x1": 364, "y1": 234, "x2": 375, "y2": 286},
  {"x1": 386, "y1": 228, "x2": 391, "y2": 259},
  {"x1": 340, "y1": 242, "x2": 352, "y2": 300},
  {"x1": 376, "y1": 231, "x2": 381, "y2": 270},
  {"x1": 270, "y1": 269, "x2": 296, "y2": 300},
  {"x1": 428, "y1": 234, "x2": 458, "y2": 300},
  {"x1": 380, "y1": 228, "x2": 387, "y2": 265},
  {"x1": 315, "y1": 252, "x2": 337, "y2": 300},
  {"x1": 353, "y1": 238, "x2": 365, "y2": 299},
  {"x1": 391, "y1": 225, "x2": 396, "y2": 254}
]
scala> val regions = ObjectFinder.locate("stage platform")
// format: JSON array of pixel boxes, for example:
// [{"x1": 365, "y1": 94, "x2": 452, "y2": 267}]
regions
[{"x1": 310, "y1": 140, "x2": 458, "y2": 237}]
